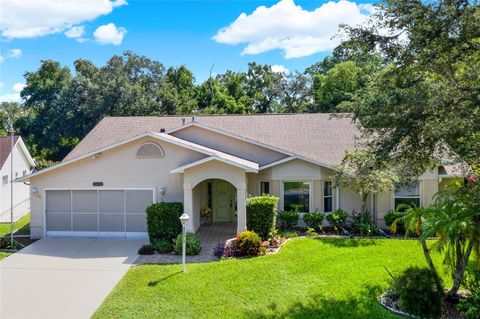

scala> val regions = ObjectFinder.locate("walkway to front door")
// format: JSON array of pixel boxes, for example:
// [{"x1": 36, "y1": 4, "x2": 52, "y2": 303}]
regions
[{"x1": 136, "y1": 223, "x2": 236, "y2": 264}]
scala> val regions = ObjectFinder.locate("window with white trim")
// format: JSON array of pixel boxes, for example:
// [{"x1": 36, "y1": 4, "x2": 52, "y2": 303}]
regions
[
  {"x1": 394, "y1": 182, "x2": 420, "y2": 209},
  {"x1": 23, "y1": 170, "x2": 27, "y2": 176},
  {"x1": 283, "y1": 181, "x2": 310, "y2": 213},
  {"x1": 136, "y1": 142, "x2": 165, "y2": 158},
  {"x1": 260, "y1": 181, "x2": 270, "y2": 195},
  {"x1": 324, "y1": 181, "x2": 333, "y2": 213},
  {"x1": 2, "y1": 175, "x2": 8, "y2": 185}
]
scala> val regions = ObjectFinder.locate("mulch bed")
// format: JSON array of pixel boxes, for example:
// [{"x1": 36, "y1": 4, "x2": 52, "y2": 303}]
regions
[{"x1": 380, "y1": 291, "x2": 466, "y2": 319}]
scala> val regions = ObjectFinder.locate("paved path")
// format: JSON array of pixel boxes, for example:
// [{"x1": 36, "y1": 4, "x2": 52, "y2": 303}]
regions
[{"x1": 0, "y1": 238, "x2": 145, "y2": 319}]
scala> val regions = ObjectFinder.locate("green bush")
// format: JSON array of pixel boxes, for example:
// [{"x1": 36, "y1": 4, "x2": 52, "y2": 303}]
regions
[
  {"x1": 393, "y1": 267, "x2": 444, "y2": 318},
  {"x1": 175, "y1": 233, "x2": 201, "y2": 255},
  {"x1": 152, "y1": 238, "x2": 174, "y2": 253},
  {"x1": 384, "y1": 210, "x2": 405, "y2": 233},
  {"x1": 146, "y1": 202, "x2": 183, "y2": 242},
  {"x1": 138, "y1": 244, "x2": 155, "y2": 255},
  {"x1": 278, "y1": 211, "x2": 299, "y2": 230},
  {"x1": 457, "y1": 270, "x2": 480, "y2": 319},
  {"x1": 305, "y1": 227, "x2": 318, "y2": 237},
  {"x1": 236, "y1": 230, "x2": 264, "y2": 256},
  {"x1": 303, "y1": 213, "x2": 325, "y2": 231},
  {"x1": 326, "y1": 209, "x2": 349, "y2": 232},
  {"x1": 246, "y1": 196, "x2": 279, "y2": 240},
  {"x1": 351, "y1": 213, "x2": 379, "y2": 236}
]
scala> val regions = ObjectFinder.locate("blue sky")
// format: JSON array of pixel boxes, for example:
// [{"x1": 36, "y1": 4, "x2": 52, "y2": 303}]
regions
[{"x1": 0, "y1": 0, "x2": 374, "y2": 102}]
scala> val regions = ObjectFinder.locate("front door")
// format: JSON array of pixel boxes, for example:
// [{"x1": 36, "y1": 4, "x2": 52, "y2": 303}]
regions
[{"x1": 212, "y1": 180, "x2": 235, "y2": 222}]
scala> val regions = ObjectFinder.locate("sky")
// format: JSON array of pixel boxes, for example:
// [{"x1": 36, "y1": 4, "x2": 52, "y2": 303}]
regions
[{"x1": 0, "y1": 0, "x2": 375, "y2": 102}]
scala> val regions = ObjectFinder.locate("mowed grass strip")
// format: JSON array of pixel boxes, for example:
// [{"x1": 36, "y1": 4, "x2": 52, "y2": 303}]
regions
[{"x1": 93, "y1": 238, "x2": 450, "y2": 319}]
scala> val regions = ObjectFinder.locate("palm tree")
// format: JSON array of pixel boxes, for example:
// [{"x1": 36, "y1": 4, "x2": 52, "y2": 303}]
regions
[{"x1": 391, "y1": 204, "x2": 443, "y2": 293}]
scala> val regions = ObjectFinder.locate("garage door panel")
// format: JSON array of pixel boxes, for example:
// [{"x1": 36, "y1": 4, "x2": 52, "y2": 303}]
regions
[
  {"x1": 72, "y1": 191, "x2": 97, "y2": 213},
  {"x1": 46, "y1": 214, "x2": 71, "y2": 231},
  {"x1": 99, "y1": 214, "x2": 124, "y2": 232},
  {"x1": 72, "y1": 214, "x2": 97, "y2": 231},
  {"x1": 46, "y1": 191, "x2": 71, "y2": 213},
  {"x1": 99, "y1": 191, "x2": 124, "y2": 213},
  {"x1": 126, "y1": 214, "x2": 147, "y2": 232},
  {"x1": 126, "y1": 190, "x2": 153, "y2": 214}
]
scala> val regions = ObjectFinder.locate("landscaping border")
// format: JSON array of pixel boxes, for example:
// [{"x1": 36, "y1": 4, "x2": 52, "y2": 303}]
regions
[{"x1": 378, "y1": 291, "x2": 420, "y2": 319}]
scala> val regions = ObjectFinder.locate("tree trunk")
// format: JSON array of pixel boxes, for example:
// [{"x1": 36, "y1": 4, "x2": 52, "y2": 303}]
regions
[
  {"x1": 421, "y1": 240, "x2": 443, "y2": 293},
  {"x1": 361, "y1": 192, "x2": 368, "y2": 216},
  {"x1": 449, "y1": 240, "x2": 474, "y2": 297}
]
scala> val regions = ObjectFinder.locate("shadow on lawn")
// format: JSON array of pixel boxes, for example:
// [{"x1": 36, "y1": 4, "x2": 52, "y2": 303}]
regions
[
  {"x1": 147, "y1": 271, "x2": 182, "y2": 287},
  {"x1": 316, "y1": 237, "x2": 378, "y2": 248},
  {"x1": 246, "y1": 285, "x2": 390, "y2": 319}
]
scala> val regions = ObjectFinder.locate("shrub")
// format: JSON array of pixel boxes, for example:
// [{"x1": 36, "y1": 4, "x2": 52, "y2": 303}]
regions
[
  {"x1": 326, "y1": 209, "x2": 349, "y2": 232},
  {"x1": 175, "y1": 233, "x2": 201, "y2": 255},
  {"x1": 213, "y1": 243, "x2": 225, "y2": 258},
  {"x1": 246, "y1": 196, "x2": 279, "y2": 240},
  {"x1": 138, "y1": 244, "x2": 155, "y2": 255},
  {"x1": 279, "y1": 230, "x2": 299, "y2": 238},
  {"x1": 223, "y1": 245, "x2": 242, "y2": 258},
  {"x1": 146, "y1": 202, "x2": 183, "y2": 242},
  {"x1": 305, "y1": 227, "x2": 318, "y2": 237},
  {"x1": 236, "y1": 231, "x2": 263, "y2": 256},
  {"x1": 457, "y1": 270, "x2": 480, "y2": 319},
  {"x1": 278, "y1": 211, "x2": 299, "y2": 230},
  {"x1": 303, "y1": 213, "x2": 325, "y2": 232},
  {"x1": 152, "y1": 238, "x2": 174, "y2": 253},
  {"x1": 392, "y1": 267, "x2": 444, "y2": 318},
  {"x1": 384, "y1": 210, "x2": 405, "y2": 233},
  {"x1": 351, "y1": 212, "x2": 379, "y2": 236}
]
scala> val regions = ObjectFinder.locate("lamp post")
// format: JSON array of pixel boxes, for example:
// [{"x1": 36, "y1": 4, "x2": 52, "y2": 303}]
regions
[
  {"x1": 179, "y1": 213, "x2": 189, "y2": 272},
  {"x1": 8, "y1": 125, "x2": 14, "y2": 246}
]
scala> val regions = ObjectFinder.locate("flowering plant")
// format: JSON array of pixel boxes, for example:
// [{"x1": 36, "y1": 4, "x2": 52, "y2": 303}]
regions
[{"x1": 200, "y1": 207, "x2": 212, "y2": 218}]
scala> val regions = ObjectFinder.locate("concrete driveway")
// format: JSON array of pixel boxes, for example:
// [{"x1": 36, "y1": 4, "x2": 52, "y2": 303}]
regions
[{"x1": 0, "y1": 238, "x2": 145, "y2": 319}]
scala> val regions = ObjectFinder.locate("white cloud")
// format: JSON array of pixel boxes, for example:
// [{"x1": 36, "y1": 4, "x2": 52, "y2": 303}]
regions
[
  {"x1": 94, "y1": 23, "x2": 126, "y2": 45},
  {"x1": 8, "y1": 48, "x2": 22, "y2": 58},
  {"x1": 65, "y1": 25, "x2": 85, "y2": 39},
  {"x1": 271, "y1": 64, "x2": 289, "y2": 74},
  {"x1": 213, "y1": 0, "x2": 372, "y2": 59},
  {"x1": 0, "y1": 93, "x2": 21, "y2": 103},
  {"x1": 12, "y1": 83, "x2": 26, "y2": 93},
  {"x1": 0, "y1": 0, "x2": 127, "y2": 39}
]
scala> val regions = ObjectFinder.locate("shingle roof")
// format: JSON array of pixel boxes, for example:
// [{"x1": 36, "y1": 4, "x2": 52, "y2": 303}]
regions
[
  {"x1": 0, "y1": 136, "x2": 19, "y2": 168},
  {"x1": 64, "y1": 114, "x2": 360, "y2": 166}
]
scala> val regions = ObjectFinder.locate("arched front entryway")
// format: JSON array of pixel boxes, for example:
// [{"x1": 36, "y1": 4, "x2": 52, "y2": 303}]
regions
[{"x1": 181, "y1": 160, "x2": 247, "y2": 233}]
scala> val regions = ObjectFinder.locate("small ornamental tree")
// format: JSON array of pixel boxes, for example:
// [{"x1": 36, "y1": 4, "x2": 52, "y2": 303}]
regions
[{"x1": 335, "y1": 150, "x2": 399, "y2": 218}]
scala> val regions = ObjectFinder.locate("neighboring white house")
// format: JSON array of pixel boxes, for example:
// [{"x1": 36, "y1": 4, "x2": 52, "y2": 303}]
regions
[{"x1": 0, "y1": 136, "x2": 36, "y2": 222}]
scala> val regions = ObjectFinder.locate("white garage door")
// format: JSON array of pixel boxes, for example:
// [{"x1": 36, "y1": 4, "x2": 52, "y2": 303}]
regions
[{"x1": 45, "y1": 189, "x2": 154, "y2": 238}]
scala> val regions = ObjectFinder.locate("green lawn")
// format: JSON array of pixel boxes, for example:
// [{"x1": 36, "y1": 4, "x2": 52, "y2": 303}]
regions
[
  {"x1": 94, "y1": 238, "x2": 451, "y2": 319},
  {"x1": 0, "y1": 251, "x2": 12, "y2": 260},
  {"x1": 0, "y1": 213, "x2": 30, "y2": 237}
]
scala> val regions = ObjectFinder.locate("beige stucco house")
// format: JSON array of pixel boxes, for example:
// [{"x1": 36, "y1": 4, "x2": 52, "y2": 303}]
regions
[{"x1": 17, "y1": 114, "x2": 460, "y2": 239}]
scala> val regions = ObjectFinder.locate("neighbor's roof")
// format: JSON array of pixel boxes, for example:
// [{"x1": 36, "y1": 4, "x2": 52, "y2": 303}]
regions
[
  {"x1": 0, "y1": 136, "x2": 19, "y2": 168},
  {"x1": 64, "y1": 114, "x2": 360, "y2": 166}
]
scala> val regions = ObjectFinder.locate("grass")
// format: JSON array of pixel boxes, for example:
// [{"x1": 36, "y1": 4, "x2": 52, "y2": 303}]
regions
[
  {"x1": 0, "y1": 213, "x2": 30, "y2": 237},
  {"x1": 94, "y1": 238, "x2": 451, "y2": 318},
  {"x1": 0, "y1": 251, "x2": 12, "y2": 260}
]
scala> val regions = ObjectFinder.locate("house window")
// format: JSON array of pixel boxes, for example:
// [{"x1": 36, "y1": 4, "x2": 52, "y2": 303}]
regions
[
  {"x1": 136, "y1": 142, "x2": 165, "y2": 158},
  {"x1": 2, "y1": 175, "x2": 8, "y2": 185},
  {"x1": 23, "y1": 170, "x2": 27, "y2": 176},
  {"x1": 324, "y1": 181, "x2": 333, "y2": 213},
  {"x1": 260, "y1": 181, "x2": 270, "y2": 195},
  {"x1": 283, "y1": 181, "x2": 310, "y2": 213},
  {"x1": 394, "y1": 182, "x2": 420, "y2": 209}
]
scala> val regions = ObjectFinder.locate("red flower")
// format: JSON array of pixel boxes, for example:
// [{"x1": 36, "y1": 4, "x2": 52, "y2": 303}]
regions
[{"x1": 468, "y1": 175, "x2": 478, "y2": 183}]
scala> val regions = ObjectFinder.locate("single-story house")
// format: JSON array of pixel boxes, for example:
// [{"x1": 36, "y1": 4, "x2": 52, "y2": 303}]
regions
[
  {"x1": 0, "y1": 136, "x2": 36, "y2": 222},
  {"x1": 17, "y1": 114, "x2": 461, "y2": 239}
]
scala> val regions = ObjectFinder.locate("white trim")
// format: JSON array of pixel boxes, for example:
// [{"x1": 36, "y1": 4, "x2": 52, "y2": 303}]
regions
[
  {"x1": 280, "y1": 180, "x2": 313, "y2": 213},
  {"x1": 44, "y1": 187, "x2": 155, "y2": 238},
  {"x1": 135, "y1": 142, "x2": 165, "y2": 158},
  {"x1": 167, "y1": 121, "x2": 295, "y2": 156},
  {"x1": 16, "y1": 137, "x2": 36, "y2": 168},
  {"x1": 171, "y1": 156, "x2": 258, "y2": 174},
  {"x1": 323, "y1": 181, "x2": 333, "y2": 213},
  {"x1": 259, "y1": 155, "x2": 339, "y2": 172},
  {"x1": 391, "y1": 181, "x2": 421, "y2": 210},
  {"x1": 335, "y1": 186, "x2": 340, "y2": 211},
  {"x1": 15, "y1": 132, "x2": 232, "y2": 182}
]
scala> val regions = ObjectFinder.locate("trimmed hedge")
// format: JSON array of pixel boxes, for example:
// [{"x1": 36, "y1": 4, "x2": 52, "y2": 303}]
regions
[
  {"x1": 303, "y1": 213, "x2": 325, "y2": 231},
  {"x1": 146, "y1": 202, "x2": 183, "y2": 242},
  {"x1": 278, "y1": 211, "x2": 299, "y2": 230},
  {"x1": 246, "y1": 196, "x2": 279, "y2": 240}
]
